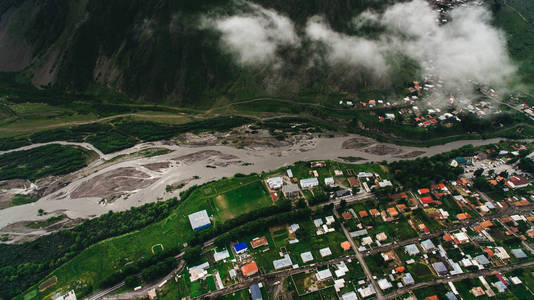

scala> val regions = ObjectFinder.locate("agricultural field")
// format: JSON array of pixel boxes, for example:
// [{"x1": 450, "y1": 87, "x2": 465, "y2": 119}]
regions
[
  {"x1": 253, "y1": 215, "x2": 349, "y2": 274},
  {"x1": 412, "y1": 284, "x2": 449, "y2": 300},
  {"x1": 407, "y1": 262, "x2": 435, "y2": 282}
]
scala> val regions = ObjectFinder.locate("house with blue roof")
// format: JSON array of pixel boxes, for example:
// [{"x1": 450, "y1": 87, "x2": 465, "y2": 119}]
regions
[
  {"x1": 234, "y1": 242, "x2": 248, "y2": 254},
  {"x1": 249, "y1": 283, "x2": 263, "y2": 300}
]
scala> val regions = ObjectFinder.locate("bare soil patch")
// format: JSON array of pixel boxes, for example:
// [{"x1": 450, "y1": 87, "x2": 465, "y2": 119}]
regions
[
  {"x1": 362, "y1": 144, "x2": 403, "y2": 156},
  {"x1": 71, "y1": 167, "x2": 158, "y2": 199},
  {"x1": 342, "y1": 137, "x2": 373, "y2": 149},
  {"x1": 212, "y1": 160, "x2": 243, "y2": 168},
  {"x1": 0, "y1": 179, "x2": 32, "y2": 190},
  {"x1": 143, "y1": 162, "x2": 170, "y2": 172},
  {"x1": 172, "y1": 150, "x2": 238, "y2": 164},
  {"x1": 38, "y1": 276, "x2": 57, "y2": 292},
  {"x1": 0, "y1": 179, "x2": 36, "y2": 209},
  {"x1": 395, "y1": 151, "x2": 426, "y2": 159},
  {"x1": 36, "y1": 173, "x2": 77, "y2": 198},
  {"x1": 0, "y1": 214, "x2": 83, "y2": 243},
  {"x1": 180, "y1": 133, "x2": 219, "y2": 146}
]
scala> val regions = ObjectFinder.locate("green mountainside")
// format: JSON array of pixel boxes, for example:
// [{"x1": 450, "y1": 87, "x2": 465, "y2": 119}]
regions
[
  {"x1": 0, "y1": 0, "x2": 413, "y2": 106},
  {"x1": 0, "y1": 0, "x2": 532, "y2": 106}
]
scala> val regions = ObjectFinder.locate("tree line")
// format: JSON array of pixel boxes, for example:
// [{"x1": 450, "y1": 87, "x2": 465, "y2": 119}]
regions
[{"x1": 388, "y1": 145, "x2": 474, "y2": 188}]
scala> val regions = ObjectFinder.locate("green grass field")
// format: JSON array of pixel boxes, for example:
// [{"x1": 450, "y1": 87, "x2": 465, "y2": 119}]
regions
[
  {"x1": 11, "y1": 194, "x2": 38, "y2": 206},
  {"x1": 253, "y1": 216, "x2": 348, "y2": 274},
  {"x1": 214, "y1": 180, "x2": 272, "y2": 221},
  {"x1": 28, "y1": 175, "x2": 274, "y2": 299},
  {"x1": 413, "y1": 284, "x2": 448, "y2": 300},
  {"x1": 407, "y1": 263, "x2": 435, "y2": 282},
  {"x1": 219, "y1": 289, "x2": 253, "y2": 300},
  {"x1": 23, "y1": 289, "x2": 38, "y2": 300}
]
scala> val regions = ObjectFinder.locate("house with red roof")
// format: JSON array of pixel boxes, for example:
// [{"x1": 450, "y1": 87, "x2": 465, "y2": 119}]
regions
[
  {"x1": 506, "y1": 176, "x2": 530, "y2": 189},
  {"x1": 418, "y1": 188, "x2": 430, "y2": 195},
  {"x1": 241, "y1": 262, "x2": 259, "y2": 276},
  {"x1": 420, "y1": 196, "x2": 434, "y2": 205},
  {"x1": 348, "y1": 177, "x2": 360, "y2": 187}
]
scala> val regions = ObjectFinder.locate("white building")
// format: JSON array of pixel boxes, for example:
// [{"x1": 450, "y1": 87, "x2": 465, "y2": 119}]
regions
[
  {"x1": 188, "y1": 210, "x2": 211, "y2": 231},
  {"x1": 300, "y1": 178, "x2": 319, "y2": 189},
  {"x1": 300, "y1": 251, "x2": 314, "y2": 263},
  {"x1": 287, "y1": 169, "x2": 293, "y2": 178},
  {"x1": 378, "y1": 279, "x2": 393, "y2": 290},
  {"x1": 267, "y1": 177, "x2": 283, "y2": 190},
  {"x1": 273, "y1": 254, "x2": 293, "y2": 270},
  {"x1": 316, "y1": 269, "x2": 333, "y2": 281},
  {"x1": 213, "y1": 248, "x2": 230, "y2": 262},
  {"x1": 320, "y1": 247, "x2": 332, "y2": 257},
  {"x1": 341, "y1": 292, "x2": 358, "y2": 300},
  {"x1": 325, "y1": 177, "x2": 335, "y2": 186}
]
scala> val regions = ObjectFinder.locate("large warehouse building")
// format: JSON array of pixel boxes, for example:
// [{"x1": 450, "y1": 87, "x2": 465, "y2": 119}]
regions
[{"x1": 188, "y1": 210, "x2": 211, "y2": 231}]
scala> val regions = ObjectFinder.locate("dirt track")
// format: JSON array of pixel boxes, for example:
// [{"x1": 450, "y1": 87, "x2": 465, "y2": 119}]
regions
[{"x1": 1, "y1": 133, "x2": 532, "y2": 237}]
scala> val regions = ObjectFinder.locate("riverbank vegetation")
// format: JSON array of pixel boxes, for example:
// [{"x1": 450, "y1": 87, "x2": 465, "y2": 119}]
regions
[
  {"x1": 0, "y1": 144, "x2": 97, "y2": 181},
  {"x1": 0, "y1": 116, "x2": 252, "y2": 153}
]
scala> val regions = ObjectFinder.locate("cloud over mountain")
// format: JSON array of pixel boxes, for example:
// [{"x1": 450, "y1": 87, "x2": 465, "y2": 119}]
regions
[
  {"x1": 209, "y1": 0, "x2": 516, "y2": 93},
  {"x1": 209, "y1": 3, "x2": 300, "y2": 66}
]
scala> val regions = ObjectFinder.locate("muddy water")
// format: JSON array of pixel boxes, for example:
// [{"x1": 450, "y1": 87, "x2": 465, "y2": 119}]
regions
[{"x1": 0, "y1": 134, "x2": 530, "y2": 230}]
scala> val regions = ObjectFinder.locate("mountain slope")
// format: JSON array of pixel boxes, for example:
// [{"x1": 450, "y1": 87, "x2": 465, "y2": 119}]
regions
[{"x1": 0, "y1": 0, "x2": 410, "y2": 106}]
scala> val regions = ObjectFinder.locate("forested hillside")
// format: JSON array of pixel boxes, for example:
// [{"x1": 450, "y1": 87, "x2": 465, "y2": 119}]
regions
[{"x1": 0, "y1": 0, "x2": 411, "y2": 106}]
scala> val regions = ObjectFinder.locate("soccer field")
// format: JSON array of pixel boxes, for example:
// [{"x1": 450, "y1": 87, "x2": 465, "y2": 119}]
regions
[{"x1": 214, "y1": 180, "x2": 272, "y2": 221}]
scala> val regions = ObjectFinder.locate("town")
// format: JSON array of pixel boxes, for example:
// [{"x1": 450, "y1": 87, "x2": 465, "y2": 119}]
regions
[
  {"x1": 2, "y1": 0, "x2": 534, "y2": 299},
  {"x1": 88, "y1": 141, "x2": 534, "y2": 300}
]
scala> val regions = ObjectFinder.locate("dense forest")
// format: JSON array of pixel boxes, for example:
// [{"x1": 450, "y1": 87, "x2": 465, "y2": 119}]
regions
[
  {"x1": 0, "y1": 144, "x2": 94, "y2": 181},
  {"x1": 389, "y1": 145, "x2": 474, "y2": 188}
]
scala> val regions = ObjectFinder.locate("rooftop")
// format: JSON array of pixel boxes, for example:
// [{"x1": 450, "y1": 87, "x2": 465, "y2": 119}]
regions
[{"x1": 188, "y1": 210, "x2": 211, "y2": 230}]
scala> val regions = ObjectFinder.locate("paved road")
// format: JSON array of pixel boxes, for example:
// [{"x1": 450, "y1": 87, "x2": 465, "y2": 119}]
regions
[
  {"x1": 362, "y1": 203, "x2": 534, "y2": 257},
  {"x1": 85, "y1": 256, "x2": 185, "y2": 300},
  {"x1": 85, "y1": 282, "x2": 125, "y2": 300},
  {"x1": 335, "y1": 209, "x2": 384, "y2": 300}
]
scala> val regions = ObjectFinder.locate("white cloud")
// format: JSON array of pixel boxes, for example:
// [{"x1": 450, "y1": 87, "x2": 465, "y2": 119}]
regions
[
  {"x1": 376, "y1": 0, "x2": 516, "y2": 89},
  {"x1": 305, "y1": 16, "x2": 389, "y2": 78},
  {"x1": 207, "y1": 0, "x2": 516, "y2": 94},
  {"x1": 211, "y1": 3, "x2": 299, "y2": 65}
]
